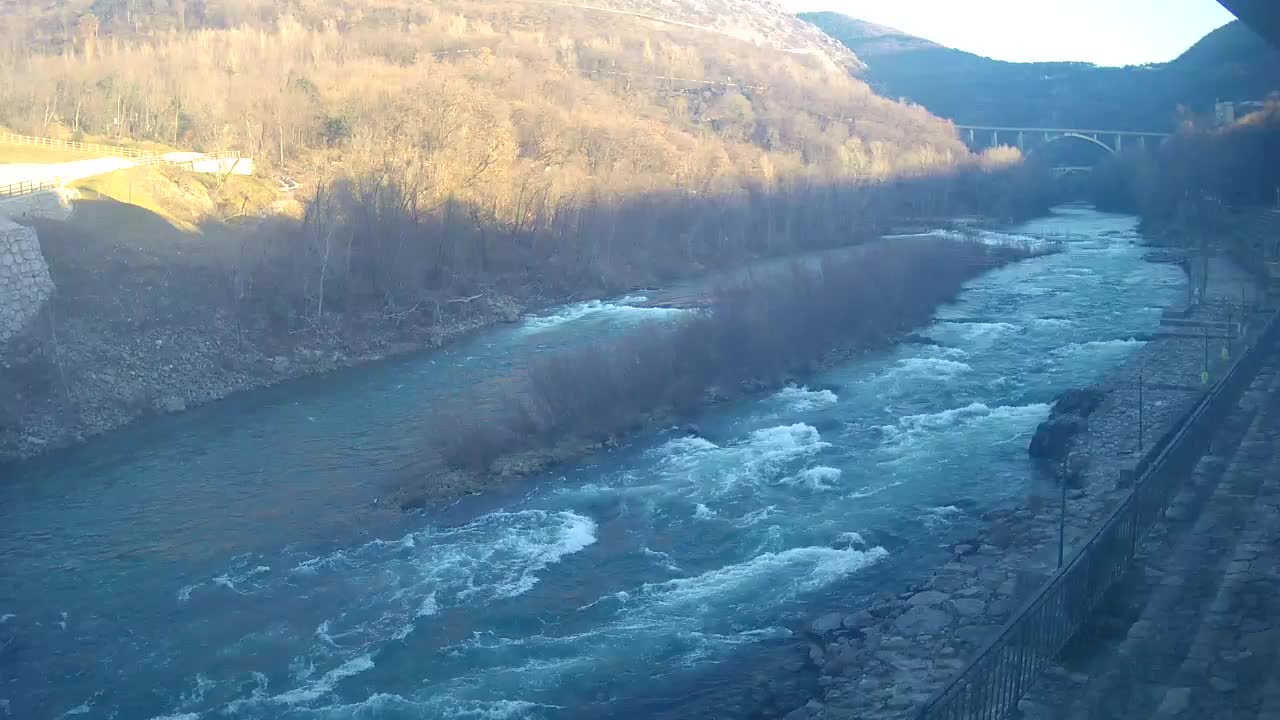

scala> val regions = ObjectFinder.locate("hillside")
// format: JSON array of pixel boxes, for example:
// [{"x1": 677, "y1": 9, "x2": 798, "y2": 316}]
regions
[
  {"x1": 1, "y1": 1, "x2": 969, "y2": 192},
  {"x1": 802, "y1": 13, "x2": 1280, "y2": 131},
  {"x1": 0, "y1": 0, "x2": 1057, "y2": 461}
]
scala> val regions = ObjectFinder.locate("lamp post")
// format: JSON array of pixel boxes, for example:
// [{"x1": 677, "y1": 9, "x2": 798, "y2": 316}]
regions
[
  {"x1": 1058, "y1": 452, "x2": 1068, "y2": 570},
  {"x1": 1138, "y1": 369, "x2": 1144, "y2": 455}
]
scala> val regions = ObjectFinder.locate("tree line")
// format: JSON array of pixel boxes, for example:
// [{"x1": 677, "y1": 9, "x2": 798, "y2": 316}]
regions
[{"x1": 1090, "y1": 102, "x2": 1280, "y2": 221}]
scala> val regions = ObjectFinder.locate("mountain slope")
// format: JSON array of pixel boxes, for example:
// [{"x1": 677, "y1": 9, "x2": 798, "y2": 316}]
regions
[
  {"x1": 1, "y1": 0, "x2": 961, "y2": 185},
  {"x1": 802, "y1": 13, "x2": 1280, "y2": 131}
]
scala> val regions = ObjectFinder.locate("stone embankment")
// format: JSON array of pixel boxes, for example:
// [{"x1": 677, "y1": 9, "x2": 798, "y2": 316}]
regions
[
  {"x1": 775, "y1": 244, "x2": 1269, "y2": 720},
  {"x1": 1021, "y1": 359, "x2": 1280, "y2": 719},
  {"x1": 0, "y1": 216, "x2": 54, "y2": 343}
]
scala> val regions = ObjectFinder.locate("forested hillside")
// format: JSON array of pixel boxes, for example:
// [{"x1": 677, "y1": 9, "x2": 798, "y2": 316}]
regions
[
  {"x1": 0, "y1": 0, "x2": 1054, "y2": 461},
  {"x1": 1, "y1": 0, "x2": 961, "y2": 187},
  {"x1": 0, "y1": 0, "x2": 1048, "y2": 325},
  {"x1": 803, "y1": 13, "x2": 1280, "y2": 131}
]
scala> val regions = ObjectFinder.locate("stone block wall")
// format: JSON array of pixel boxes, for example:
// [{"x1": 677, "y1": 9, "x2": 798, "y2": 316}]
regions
[
  {"x1": 0, "y1": 188, "x2": 75, "y2": 222},
  {"x1": 0, "y1": 216, "x2": 54, "y2": 342}
]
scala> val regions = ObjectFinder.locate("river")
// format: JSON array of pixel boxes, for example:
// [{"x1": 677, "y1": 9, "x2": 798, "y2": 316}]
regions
[{"x1": 0, "y1": 206, "x2": 1185, "y2": 720}]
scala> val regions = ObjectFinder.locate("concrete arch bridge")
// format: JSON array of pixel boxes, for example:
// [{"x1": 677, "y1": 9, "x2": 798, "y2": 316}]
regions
[{"x1": 957, "y1": 125, "x2": 1173, "y2": 170}]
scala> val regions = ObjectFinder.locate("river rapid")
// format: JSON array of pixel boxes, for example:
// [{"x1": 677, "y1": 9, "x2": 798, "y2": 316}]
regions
[{"x1": 0, "y1": 207, "x2": 1184, "y2": 720}]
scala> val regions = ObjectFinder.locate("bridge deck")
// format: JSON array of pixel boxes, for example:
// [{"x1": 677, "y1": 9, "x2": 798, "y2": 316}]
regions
[{"x1": 956, "y1": 125, "x2": 1173, "y2": 138}]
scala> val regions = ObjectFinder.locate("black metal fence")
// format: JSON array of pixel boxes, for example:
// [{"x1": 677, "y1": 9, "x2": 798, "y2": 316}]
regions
[{"x1": 918, "y1": 307, "x2": 1280, "y2": 720}]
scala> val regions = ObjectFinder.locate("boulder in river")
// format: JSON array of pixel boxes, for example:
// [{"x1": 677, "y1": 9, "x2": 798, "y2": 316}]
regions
[
  {"x1": 1052, "y1": 387, "x2": 1107, "y2": 418},
  {"x1": 1028, "y1": 386, "x2": 1106, "y2": 465},
  {"x1": 1029, "y1": 414, "x2": 1087, "y2": 463}
]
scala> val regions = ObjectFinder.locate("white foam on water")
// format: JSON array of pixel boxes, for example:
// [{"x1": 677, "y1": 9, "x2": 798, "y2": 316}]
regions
[
  {"x1": 176, "y1": 583, "x2": 201, "y2": 602},
  {"x1": 835, "y1": 532, "x2": 866, "y2": 548},
  {"x1": 1031, "y1": 317, "x2": 1074, "y2": 329},
  {"x1": 315, "y1": 619, "x2": 338, "y2": 647},
  {"x1": 291, "y1": 655, "x2": 317, "y2": 683},
  {"x1": 180, "y1": 673, "x2": 214, "y2": 707},
  {"x1": 773, "y1": 385, "x2": 838, "y2": 412},
  {"x1": 847, "y1": 479, "x2": 906, "y2": 500},
  {"x1": 652, "y1": 435, "x2": 719, "y2": 461},
  {"x1": 416, "y1": 593, "x2": 439, "y2": 618},
  {"x1": 925, "y1": 505, "x2": 965, "y2": 528},
  {"x1": 441, "y1": 700, "x2": 561, "y2": 719},
  {"x1": 518, "y1": 297, "x2": 688, "y2": 336},
  {"x1": 58, "y1": 698, "x2": 94, "y2": 717},
  {"x1": 209, "y1": 559, "x2": 272, "y2": 595},
  {"x1": 440, "y1": 545, "x2": 888, "y2": 702},
  {"x1": 259, "y1": 692, "x2": 424, "y2": 719},
  {"x1": 885, "y1": 357, "x2": 973, "y2": 383},
  {"x1": 738, "y1": 505, "x2": 778, "y2": 526},
  {"x1": 877, "y1": 402, "x2": 1050, "y2": 451},
  {"x1": 777, "y1": 466, "x2": 842, "y2": 492},
  {"x1": 640, "y1": 546, "x2": 888, "y2": 609},
  {"x1": 144, "y1": 714, "x2": 199, "y2": 720},
  {"x1": 267, "y1": 655, "x2": 375, "y2": 706},
  {"x1": 578, "y1": 590, "x2": 633, "y2": 611},
  {"x1": 218, "y1": 510, "x2": 597, "y2": 711},
  {"x1": 672, "y1": 626, "x2": 795, "y2": 665},
  {"x1": 641, "y1": 547, "x2": 682, "y2": 573},
  {"x1": 659, "y1": 424, "x2": 832, "y2": 500},
  {"x1": 693, "y1": 503, "x2": 718, "y2": 520},
  {"x1": 1054, "y1": 338, "x2": 1145, "y2": 358},
  {"x1": 929, "y1": 320, "x2": 1019, "y2": 348}
]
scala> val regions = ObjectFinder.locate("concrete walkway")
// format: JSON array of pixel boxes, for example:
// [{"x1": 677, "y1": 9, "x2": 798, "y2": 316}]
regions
[
  {"x1": 1020, "y1": 356, "x2": 1280, "y2": 719},
  {"x1": 0, "y1": 157, "x2": 141, "y2": 188}
]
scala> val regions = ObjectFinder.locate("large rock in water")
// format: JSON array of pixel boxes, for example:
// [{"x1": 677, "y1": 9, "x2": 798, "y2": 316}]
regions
[
  {"x1": 1027, "y1": 387, "x2": 1108, "y2": 464},
  {"x1": 1029, "y1": 414, "x2": 1087, "y2": 462},
  {"x1": 1052, "y1": 387, "x2": 1107, "y2": 418}
]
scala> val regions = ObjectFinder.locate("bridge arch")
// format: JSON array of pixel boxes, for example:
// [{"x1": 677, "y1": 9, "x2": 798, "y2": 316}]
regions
[{"x1": 1031, "y1": 132, "x2": 1117, "y2": 157}]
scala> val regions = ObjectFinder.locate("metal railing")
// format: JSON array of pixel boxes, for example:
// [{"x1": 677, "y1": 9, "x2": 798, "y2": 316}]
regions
[
  {"x1": 0, "y1": 180, "x2": 58, "y2": 199},
  {"x1": 918, "y1": 307, "x2": 1280, "y2": 720},
  {"x1": 0, "y1": 132, "x2": 154, "y2": 159}
]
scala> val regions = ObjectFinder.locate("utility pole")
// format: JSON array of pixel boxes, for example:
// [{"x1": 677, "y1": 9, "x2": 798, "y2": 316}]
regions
[{"x1": 1204, "y1": 325, "x2": 1210, "y2": 381}]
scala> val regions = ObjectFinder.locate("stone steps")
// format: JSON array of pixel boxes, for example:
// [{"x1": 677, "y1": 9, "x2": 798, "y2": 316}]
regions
[
  {"x1": 1015, "y1": 365, "x2": 1279, "y2": 720},
  {"x1": 1149, "y1": 386, "x2": 1280, "y2": 719}
]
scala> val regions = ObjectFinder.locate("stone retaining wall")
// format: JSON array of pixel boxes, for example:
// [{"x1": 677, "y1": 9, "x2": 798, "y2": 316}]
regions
[
  {"x1": 0, "y1": 216, "x2": 54, "y2": 343},
  {"x1": 0, "y1": 188, "x2": 75, "y2": 222}
]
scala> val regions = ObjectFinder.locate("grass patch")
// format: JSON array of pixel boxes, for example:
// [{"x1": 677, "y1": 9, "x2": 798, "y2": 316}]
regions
[
  {"x1": 74, "y1": 167, "x2": 197, "y2": 226},
  {"x1": 73, "y1": 166, "x2": 280, "y2": 229}
]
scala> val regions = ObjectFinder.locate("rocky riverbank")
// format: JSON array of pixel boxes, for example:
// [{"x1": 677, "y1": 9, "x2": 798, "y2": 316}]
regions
[
  {"x1": 772, "y1": 242, "x2": 1269, "y2": 720},
  {"x1": 0, "y1": 292, "x2": 526, "y2": 465}
]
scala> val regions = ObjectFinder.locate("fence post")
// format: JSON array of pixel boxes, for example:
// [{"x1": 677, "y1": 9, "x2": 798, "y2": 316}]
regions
[{"x1": 1058, "y1": 453, "x2": 1069, "y2": 569}]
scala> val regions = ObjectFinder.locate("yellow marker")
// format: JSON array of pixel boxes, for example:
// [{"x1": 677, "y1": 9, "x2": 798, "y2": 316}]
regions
[
  {"x1": 1221, "y1": 346, "x2": 1229, "y2": 361},
  {"x1": 1202, "y1": 370, "x2": 1210, "y2": 385}
]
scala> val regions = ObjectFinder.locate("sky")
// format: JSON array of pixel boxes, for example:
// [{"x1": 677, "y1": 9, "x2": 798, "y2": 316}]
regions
[{"x1": 781, "y1": 0, "x2": 1238, "y2": 66}]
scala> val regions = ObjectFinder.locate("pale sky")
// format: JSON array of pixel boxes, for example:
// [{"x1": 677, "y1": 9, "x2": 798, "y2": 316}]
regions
[{"x1": 782, "y1": 0, "x2": 1239, "y2": 66}]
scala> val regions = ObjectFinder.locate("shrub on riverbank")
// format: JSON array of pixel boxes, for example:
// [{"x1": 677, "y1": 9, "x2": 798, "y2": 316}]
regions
[{"x1": 433, "y1": 236, "x2": 1054, "y2": 473}]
